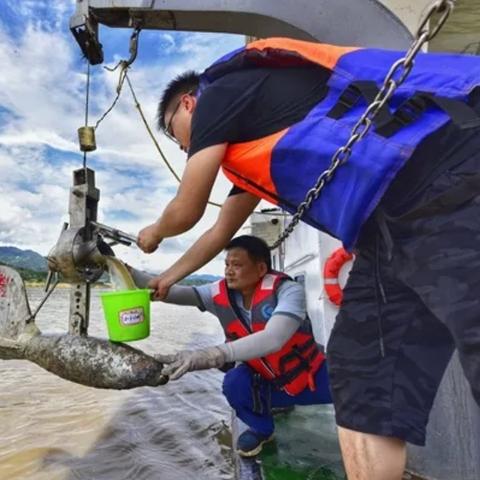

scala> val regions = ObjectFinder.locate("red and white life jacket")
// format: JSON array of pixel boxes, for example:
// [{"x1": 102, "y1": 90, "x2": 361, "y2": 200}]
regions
[{"x1": 211, "y1": 272, "x2": 325, "y2": 395}]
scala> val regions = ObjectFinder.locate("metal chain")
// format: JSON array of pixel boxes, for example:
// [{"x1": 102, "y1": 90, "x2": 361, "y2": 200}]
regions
[{"x1": 270, "y1": 0, "x2": 455, "y2": 250}]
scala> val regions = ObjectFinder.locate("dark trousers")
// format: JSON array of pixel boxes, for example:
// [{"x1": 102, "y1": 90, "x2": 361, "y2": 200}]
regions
[
  {"x1": 328, "y1": 120, "x2": 480, "y2": 445},
  {"x1": 222, "y1": 362, "x2": 332, "y2": 436}
]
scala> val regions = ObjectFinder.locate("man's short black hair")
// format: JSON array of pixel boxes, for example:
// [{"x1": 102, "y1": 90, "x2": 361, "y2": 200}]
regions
[
  {"x1": 226, "y1": 235, "x2": 272, "y2": 271},
  {"x1": 157, "y1": 71, "x2": 200, "y2": 131}
]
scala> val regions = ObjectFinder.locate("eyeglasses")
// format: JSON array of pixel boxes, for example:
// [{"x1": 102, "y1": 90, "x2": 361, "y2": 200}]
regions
[{"x1": 164, "y1": 90, "x2": 193, "y2": 146}]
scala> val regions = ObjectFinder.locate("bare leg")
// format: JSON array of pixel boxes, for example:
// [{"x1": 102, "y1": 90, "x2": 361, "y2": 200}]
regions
[{"x1": 337, "y1": 426, "x2": 406, "y2": 480}]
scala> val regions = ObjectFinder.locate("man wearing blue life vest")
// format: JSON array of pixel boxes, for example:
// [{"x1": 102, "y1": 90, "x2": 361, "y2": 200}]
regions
[
  {"x1": 132, "y1": 235, "x2": 331, "y2": 457},
  {"x1": 137, "y1": 38, "x2": 480, "y2": 479}
]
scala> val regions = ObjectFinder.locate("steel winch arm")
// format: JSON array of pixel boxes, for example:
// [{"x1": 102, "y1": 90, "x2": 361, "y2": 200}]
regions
[
  {"x1": 70, "y1": 0, "x2": 413, "y2": 65},
  {"x1": 47, "y1": 168, "x2": 139, "y2": 336},
  {"x1": 7, "y1": 168, "x2": 170, "y2": 390},
  {"x1": 91, "y1": 221, "x2": 138, "y2": 247}
]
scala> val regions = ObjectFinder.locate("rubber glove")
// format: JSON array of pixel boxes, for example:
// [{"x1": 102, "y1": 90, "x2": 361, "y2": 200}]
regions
[{"x1": 155, "y1": 346, "x2": 226, "y2": 380}]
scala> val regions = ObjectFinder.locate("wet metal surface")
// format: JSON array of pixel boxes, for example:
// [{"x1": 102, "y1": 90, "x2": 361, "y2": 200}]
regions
[{"x1": 0, "y1": 266, "x2": 168, "y2": 389}]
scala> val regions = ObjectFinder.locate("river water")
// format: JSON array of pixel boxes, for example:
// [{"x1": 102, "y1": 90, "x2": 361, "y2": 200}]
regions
[
  {"x1": 0, "y1": 287, "x2": 232, "y2": 480},
  {"x1": 0, "y1": 288, "x2": 344, "y2": 480}
]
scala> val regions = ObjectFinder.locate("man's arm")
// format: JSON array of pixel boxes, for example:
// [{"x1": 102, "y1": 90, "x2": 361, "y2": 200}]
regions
[
  {"x1": 131, "y1": 268, "x2": 218, "y2": 312},
  {"x1": 130, "y1": 268, "x2": 202, "y2": 307},
  {"x1": 157, "y1": 282, "x2": 307, "y2": 380},
  {"x1": 138, "y1": 144, "x2": 227, "y2": 253},
  {"x1": 149, "y1": 190, "x2": 260, "y2": 299},
  {"x1": 220, "y1": 313, "x2": 301, "y2": 362},
  {"x1": 220, "y1": 281, "x2": 306, "y2": 361},
  {"x1": 157, "y1": 314, "x2": 301, "y2": 381}
]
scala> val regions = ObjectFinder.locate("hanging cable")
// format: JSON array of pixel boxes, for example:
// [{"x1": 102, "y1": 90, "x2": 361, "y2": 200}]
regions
[
  {"x1": 94, "y1": 64, "x2": 128, "y2": 130},
  {"x1": 125, "y1": 73, "x2": 181, "y2": 182},
  {"x1": 84, "y1": 62, "x2": 90, "y2": 127},
  {"x1": 83, "y1": 61, "x2": 91, "y2": 168},
  {"x1": 78, "y1": 60, "x2": 97, "y2": 161},
  {"x1": 94, "y1": 26, "x2": 142, "y2": 131}
]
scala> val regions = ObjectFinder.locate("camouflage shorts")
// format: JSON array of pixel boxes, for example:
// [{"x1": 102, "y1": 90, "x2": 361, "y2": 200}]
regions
[{"x1": 327, "y1": 129, "x2": 480, "y2": 446}]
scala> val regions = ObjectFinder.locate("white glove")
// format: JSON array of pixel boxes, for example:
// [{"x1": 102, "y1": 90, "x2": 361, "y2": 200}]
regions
[{"x1": 155, "y1": 346, "x2": 226, "y2": 380}]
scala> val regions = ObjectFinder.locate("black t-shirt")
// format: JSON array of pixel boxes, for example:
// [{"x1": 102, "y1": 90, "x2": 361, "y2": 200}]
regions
[
  {"x1": 190, "y1": 64, "x2": 480, "y2": 204},
  {"x1": 189, "y1": 66, "x2": 331, "y2": 199}
]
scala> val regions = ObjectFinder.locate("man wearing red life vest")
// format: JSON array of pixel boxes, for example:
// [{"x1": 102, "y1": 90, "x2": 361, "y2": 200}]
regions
[
  {"x1": 133, "y1": 235, "x2": 331, "y2": 457},
  {"x1": 137, "y1": 38, "x2": 480, "y2": 479}
]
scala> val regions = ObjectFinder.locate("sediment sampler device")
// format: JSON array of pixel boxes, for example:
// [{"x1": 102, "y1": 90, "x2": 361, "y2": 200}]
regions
[{"x1": 0, "y1": 166, "x2": 168, "y2": 388}]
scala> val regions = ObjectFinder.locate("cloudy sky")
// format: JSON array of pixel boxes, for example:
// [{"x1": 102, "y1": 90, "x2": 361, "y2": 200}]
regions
[{"x1": 0, "y1": 1, "x2": 245, "y2": 275}]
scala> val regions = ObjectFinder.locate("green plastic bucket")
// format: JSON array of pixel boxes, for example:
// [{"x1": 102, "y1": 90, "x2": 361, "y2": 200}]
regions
[{"x1": 100, "y1": 289, "x2": 150, "y2": 342}]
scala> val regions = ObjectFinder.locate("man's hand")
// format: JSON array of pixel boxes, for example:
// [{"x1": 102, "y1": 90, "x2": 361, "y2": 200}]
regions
[
  {"x1": 148, "y1": 274, "x2": 173, "y2": 301},
  {"x1": 138, "y1": 223, "x2": 163, "y2": 253},
  {"x1": 155, "y1": 346, "x2": 226, "y2": 380},
  {"x1": 148, "y1": 191, "x2": 260, "y2": 294}
]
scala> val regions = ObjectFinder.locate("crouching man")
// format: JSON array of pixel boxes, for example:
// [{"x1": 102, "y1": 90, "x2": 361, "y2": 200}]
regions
[{"x1": 133, "y1": 235, "x2": 331, "y2": 457}]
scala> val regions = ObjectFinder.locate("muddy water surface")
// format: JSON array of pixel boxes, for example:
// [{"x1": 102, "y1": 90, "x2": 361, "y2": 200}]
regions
[{"x1": 0, "y1": 287, "x2": 231, "y2": 480}]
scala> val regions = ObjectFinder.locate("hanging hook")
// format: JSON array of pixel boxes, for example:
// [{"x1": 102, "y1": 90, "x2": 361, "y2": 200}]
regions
[
  {"x1": 126, "y1": 26, "x2": 141, "y2": 67},
  {"x1": 104, "y1": 26, "x2": 142, "y2": 93},
  {"x1": 104, "y1": 26, "x2": 142, "y2": 73}
]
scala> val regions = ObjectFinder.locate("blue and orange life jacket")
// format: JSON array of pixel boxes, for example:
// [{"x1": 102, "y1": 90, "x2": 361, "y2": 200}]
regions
[
  {"x1": 198, "y1": 38, "x2": 480, "y2": 249},
  {"x1": 210, "y1": 272, "x2": 325, "y2": 396}
]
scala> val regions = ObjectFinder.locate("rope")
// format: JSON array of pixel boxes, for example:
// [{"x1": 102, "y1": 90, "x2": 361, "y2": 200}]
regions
[
  {"x1": 84, "y1": 62, "x2": 90, "y2": 126},
  {"x1": 94, "y1": 62, "x2": 128, "y2": 131},
  {"x1": 125, "y1": 73, "x2": 181, "y2": 183},
  {"x1": 124, "y1": 73, "x2": 226, "y2": 208},
  {"x1": 89, "y1": 49, "x2": 287, "y2": 217}
]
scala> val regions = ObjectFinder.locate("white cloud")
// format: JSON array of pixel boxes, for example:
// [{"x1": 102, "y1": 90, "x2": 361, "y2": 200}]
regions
[{"x1": 0, "y1": 3, "x2": 244, "y2": 276}]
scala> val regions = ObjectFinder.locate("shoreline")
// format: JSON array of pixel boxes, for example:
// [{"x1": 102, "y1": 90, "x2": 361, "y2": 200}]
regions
[{"x1": 25, "y1": 282, "x2": 111, "y2": 289}]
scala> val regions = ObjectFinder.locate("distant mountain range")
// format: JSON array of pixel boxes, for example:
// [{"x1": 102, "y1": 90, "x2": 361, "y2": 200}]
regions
[
  {"x1": 185, "y1": 274, "x2": 220, "y2": 282},
  {"x1": 0, "y1": 246, "x2": 48, "y2": 272},
  {"x1": 0, "y1": 246, "x2": 220, "y2": 284},
  {"x1": 179, "y1": 273, "x2": 220, "y2": 285}
]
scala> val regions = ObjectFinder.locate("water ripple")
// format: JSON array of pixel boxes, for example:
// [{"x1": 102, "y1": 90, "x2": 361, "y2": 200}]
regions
[{"x1": 0, "y1": 288, "x2": 232, "y2": 480}]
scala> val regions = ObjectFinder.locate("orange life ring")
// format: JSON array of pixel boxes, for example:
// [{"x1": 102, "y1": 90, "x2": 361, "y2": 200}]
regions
[{"x1": 323, "y1": 247, "x2": 354, "y2": 306}]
